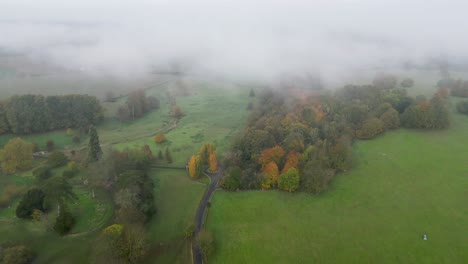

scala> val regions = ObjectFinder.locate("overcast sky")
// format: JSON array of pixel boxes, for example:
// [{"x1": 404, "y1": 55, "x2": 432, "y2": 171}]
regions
[{"x1": 1, "y1": 0, "x2": 467, "y2": 82}]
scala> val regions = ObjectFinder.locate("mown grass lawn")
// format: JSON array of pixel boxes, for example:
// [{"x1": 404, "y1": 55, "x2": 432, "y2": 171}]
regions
[{"x1": 206, "y1": 99, "x2": 468, "y2": 264}]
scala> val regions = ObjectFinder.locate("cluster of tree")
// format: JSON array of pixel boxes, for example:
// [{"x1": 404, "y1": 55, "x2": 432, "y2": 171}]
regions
[
  {"x1": 188, "y1": 143, "x2": 218, "y2": 179},
  {"x1": 88, "y1": 147, "x2": 156, "y2": 263},
  {"x1": 94, "y1": 224, "x2": 148, "y2": 264},
  {"x1": 0, "y1": 94, "x2": 103, "y2": 134},
  {"x1": 401, "y1": 93, "x2": 450, "y2": 129},
  {"x1": 15, "y1": 173, "x2": 78, "y2": 235},
  {"x1": 223, "y1": 77, "x2": 450, "y2": 194},
  {"x1": 438, "y1": 78, "x2": 468, "y2": 97},
  {"x1": 117, "y1": 89, "x2": 159, "y2": 122}
]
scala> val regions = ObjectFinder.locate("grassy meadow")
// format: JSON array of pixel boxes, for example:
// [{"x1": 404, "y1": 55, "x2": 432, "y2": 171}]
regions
[
  {"x1": 0, "y1": 76, "x2": 251, "y2": 263},
  {"x1": 206, "y1": 99, "x2": 468, "y2": 264}
]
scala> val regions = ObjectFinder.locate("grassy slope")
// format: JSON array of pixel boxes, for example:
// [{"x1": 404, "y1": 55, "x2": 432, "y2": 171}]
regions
[{"x1": 206, "y1": 100, "x2": 468, "y2": 264}]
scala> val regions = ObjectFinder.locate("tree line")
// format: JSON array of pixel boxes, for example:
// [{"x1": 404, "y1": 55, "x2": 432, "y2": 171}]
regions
[
  {"x1": 0, "y1": 94, "x2": 103, "y2": 134},
  {"x1": 221, "y1": 75, "x2": 450, "y2": 194}
]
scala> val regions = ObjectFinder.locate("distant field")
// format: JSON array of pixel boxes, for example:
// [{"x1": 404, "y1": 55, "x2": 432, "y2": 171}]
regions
[
  {"x1": 206, "y1": 99, "x2": 468, "y2": 263},
  {"x1": 112, "y1": 80, "x2": 251, "y2": 166}
]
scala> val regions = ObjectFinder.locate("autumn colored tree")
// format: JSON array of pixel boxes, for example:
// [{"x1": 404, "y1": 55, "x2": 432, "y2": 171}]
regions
[
  {"x1": 281, "y1": 151, "x2": 301, "y2": 174},
  {"x1": 0, "y1": 137, "x2": 33, "y2": 174},
  {"x1": 261, "y1": 161, "x2": 279, "y2": 189},
  {"x1": 208, "y1": 151, "x2": 218, "y2": 173},
  {"x1": 154, "y1": 133, "x2": 166, "y2": 144},
  {"x1": 258, "y1": 145, "x2": 285, "y2": 167},
  {"x1": 278, "y1": 167, "x2": 300, "y2": 192},
  {"x1": 199, "y1": 143, "x2": 215, "y2": 165},
  {"x1": 188, "y1": 155, "x2": 202, "y2": 179}
]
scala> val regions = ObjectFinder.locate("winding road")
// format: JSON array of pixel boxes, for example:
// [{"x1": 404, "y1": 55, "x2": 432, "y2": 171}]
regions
[{"x1": 192, "y1": 165, "x2": 224, "y2": 264}]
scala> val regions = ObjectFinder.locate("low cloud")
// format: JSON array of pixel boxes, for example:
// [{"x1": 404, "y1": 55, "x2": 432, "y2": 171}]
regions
[{"x1": 1, "y1": 0, "x2": 468, "y2": 86}]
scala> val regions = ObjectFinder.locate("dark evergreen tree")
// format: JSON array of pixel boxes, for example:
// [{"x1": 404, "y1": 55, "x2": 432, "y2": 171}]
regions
[
  {"x1": 165, "y1": 147, "x2": 173, "y2": 164},
  {"x1": 87, "y1": 126, "x2": 102, "y2": 163},
  {"x1": 16, "y1": 188, "x2": 45, "y2": 219},
  {"x1": 53, "y1": 201, "x2": 75, "y2": 235},
  {"x1": 157, "y1": 150, "x2": 163, "y2": 160}
]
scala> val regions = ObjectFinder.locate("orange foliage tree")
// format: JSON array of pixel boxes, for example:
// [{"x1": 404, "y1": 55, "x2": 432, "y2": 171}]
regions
[
  {"x1": 154, "y1": 133, "x2": 166, "y2": 144},
  {"x1": 261, "y1": 161, "x2": 279, "y2": 189},
  {"x1": 209, "y1": 151, "x2": 218, "y2": 173},
  {"x1": 281, "y1": 151, "x2": 301, "y2": 174},
  {"x1": 258, "y1": 145, "x2": 285, "y2": 167}
]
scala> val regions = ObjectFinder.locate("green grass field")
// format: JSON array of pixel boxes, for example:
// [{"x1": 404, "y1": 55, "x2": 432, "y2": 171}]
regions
[
  {"x1": 146, "y1": 168, "x2": 206, "y2": 263},
  {"x1": 206, "y1": 99, "x2": 468, "y2": 264}
]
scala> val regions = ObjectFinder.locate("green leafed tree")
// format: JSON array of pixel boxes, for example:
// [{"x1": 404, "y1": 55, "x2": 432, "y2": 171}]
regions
[
  {"x1": 278, "y1": 167, "x2": 300, "y2": 192},
  {"x1": 0, "y1": 137, "x2": 33, "y2": 174}
]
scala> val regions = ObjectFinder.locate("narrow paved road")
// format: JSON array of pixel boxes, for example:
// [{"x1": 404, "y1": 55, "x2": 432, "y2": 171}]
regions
[{"x1": 192, "y1": 165, "x2": 224, "y2": 264}]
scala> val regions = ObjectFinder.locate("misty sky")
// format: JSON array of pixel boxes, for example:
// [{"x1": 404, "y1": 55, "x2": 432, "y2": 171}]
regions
[{"x1": 1, "y1": 0, "x2": 467, "y2": 82}]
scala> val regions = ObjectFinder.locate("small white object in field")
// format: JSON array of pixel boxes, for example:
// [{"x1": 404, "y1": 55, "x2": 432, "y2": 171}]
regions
[{"x1": 423, "y1": 234, "x2": 428, "y2": 240}]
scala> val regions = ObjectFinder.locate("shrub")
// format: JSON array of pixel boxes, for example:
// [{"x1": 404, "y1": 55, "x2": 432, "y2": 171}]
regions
[
  {"x1": 47, "y1": 151, "x2": 68, "y2": 168},
  {"x1": 198, "y1": 230, "x2": 215, "y2": 263},
  {"x1": 32, "y1": 166, "x2": 51, "y2": 181},
  {"x1": 2, "y1": 245, "x2": 35, "y2": 264},
  {"x1": 356, "y1": 118, "x2": 385, "y2": 139}
]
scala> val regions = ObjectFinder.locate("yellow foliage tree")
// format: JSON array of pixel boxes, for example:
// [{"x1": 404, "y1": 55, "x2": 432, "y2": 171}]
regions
[
  {"x1": 209, "y1": 151, "x2": 218, "y2": 173},
  {"x1": 0, "y1": 137, "x2": 33, "y2": 174},
  {"x1": 188, "y1": 155, "x2": 197, "y2": 179},
  {"x1": 199, "y1": 143, "x2": 215, "y2": 165}
]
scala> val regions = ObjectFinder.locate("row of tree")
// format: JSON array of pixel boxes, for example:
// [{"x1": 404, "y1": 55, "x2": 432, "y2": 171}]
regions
[
  {"x1": 0, "y1": 94, "x2": 103, "y2": 134},
  {"x1": 188, "y1": 143, "x2": 218, "y2": 179}
]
